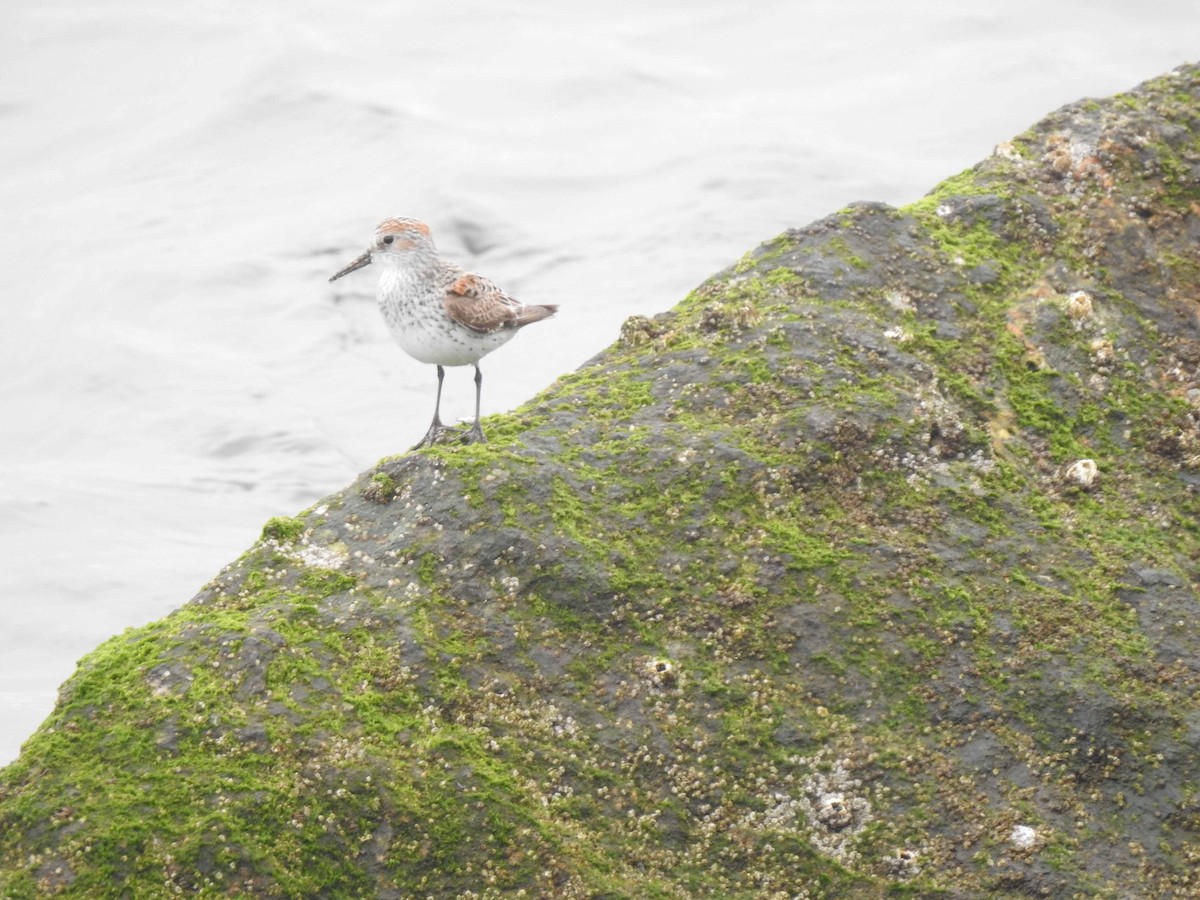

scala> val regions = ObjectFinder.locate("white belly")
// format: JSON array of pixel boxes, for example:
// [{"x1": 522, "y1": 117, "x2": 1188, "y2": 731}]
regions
[{"x1": 394, "y1": 319, "x2": 514, "y2": 366}]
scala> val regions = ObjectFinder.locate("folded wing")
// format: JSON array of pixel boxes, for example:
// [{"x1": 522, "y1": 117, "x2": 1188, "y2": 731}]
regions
[{"x1": 443, "y1": 273, "x2": 558, "y2": 334}]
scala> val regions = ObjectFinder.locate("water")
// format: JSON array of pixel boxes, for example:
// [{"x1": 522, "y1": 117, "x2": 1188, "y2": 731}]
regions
[{"x1": 1, "y1": 0, "x2": 1196, "y2": 765}]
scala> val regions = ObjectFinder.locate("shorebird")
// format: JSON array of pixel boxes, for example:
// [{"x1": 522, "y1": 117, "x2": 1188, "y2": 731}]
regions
[{"x1": 329, "y1": 217, "x2": 557, "y2": 449}]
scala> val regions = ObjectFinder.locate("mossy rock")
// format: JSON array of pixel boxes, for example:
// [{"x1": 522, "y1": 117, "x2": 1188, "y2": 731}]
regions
[{"x1": 2, "y1": 65, "x2": 1200, "y2": 898}]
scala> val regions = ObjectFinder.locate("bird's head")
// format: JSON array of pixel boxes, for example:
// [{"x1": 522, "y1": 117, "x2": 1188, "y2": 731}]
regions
[{"x1": 328, "y1": 217, "x2": 436, "y2": 282}]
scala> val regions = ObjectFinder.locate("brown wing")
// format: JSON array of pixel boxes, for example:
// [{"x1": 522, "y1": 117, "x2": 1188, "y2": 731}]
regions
[{"x1": 443, "y1": 273, "x2": 558, "y2": 334}]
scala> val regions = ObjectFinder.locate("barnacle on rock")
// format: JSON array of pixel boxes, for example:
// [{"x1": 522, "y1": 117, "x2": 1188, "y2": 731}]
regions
[{"x1": 1063, "y1": 458, "x2": 1099, "y2": 489}]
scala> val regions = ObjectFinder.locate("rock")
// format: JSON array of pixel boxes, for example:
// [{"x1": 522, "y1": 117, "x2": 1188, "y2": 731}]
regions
[{"x1": 3, "y1": 64, "x2": 1200, "y2": 898}]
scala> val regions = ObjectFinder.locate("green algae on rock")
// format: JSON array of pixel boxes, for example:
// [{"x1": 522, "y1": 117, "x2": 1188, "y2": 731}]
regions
[{"x1": 2, "y1": 64, "x2": 1200, "y2": 898}]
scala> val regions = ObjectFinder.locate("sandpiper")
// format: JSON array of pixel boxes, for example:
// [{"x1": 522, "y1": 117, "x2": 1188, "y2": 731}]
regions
[{"x1": 329, "y1": 217, "x2": 558, "y2": 449}]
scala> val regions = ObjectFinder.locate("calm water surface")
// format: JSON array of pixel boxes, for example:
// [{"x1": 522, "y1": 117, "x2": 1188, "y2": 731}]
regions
[{"x1": 1, "y1": 0, "x2": 1196, "y2": 763}]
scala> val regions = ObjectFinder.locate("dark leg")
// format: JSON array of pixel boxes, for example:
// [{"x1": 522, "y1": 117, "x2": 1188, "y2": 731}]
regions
[
  {"x1": 411, "y1": 365, "x2": 458, "y2": 450},
  {"x1": 464, "y1": 363, "x2": 487, "y2": 444}
]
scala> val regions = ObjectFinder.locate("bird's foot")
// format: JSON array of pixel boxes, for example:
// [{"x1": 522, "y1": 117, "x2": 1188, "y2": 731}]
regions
[
  {"x1": 463, "y1": 422, "x2": 487, "y2": 445},
  {"x1": 410, "y1": 422, "x2": 464, "y2": 451}
]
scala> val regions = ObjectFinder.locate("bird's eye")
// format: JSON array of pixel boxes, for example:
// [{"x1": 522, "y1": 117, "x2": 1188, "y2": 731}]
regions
[{"x1": 382, "y1": 235, "x2": 395, "y2": 245}]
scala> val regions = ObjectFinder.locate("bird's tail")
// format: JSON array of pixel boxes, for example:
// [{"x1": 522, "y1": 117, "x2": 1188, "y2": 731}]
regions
[{"x1": 515, "y1": 304, "x2": 559, "y2": 327}]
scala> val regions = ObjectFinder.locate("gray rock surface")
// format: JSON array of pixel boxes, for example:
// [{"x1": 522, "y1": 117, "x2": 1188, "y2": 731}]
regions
[{"x1": 2, "y1": 64, "x2": 1199, "y2": 898}]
